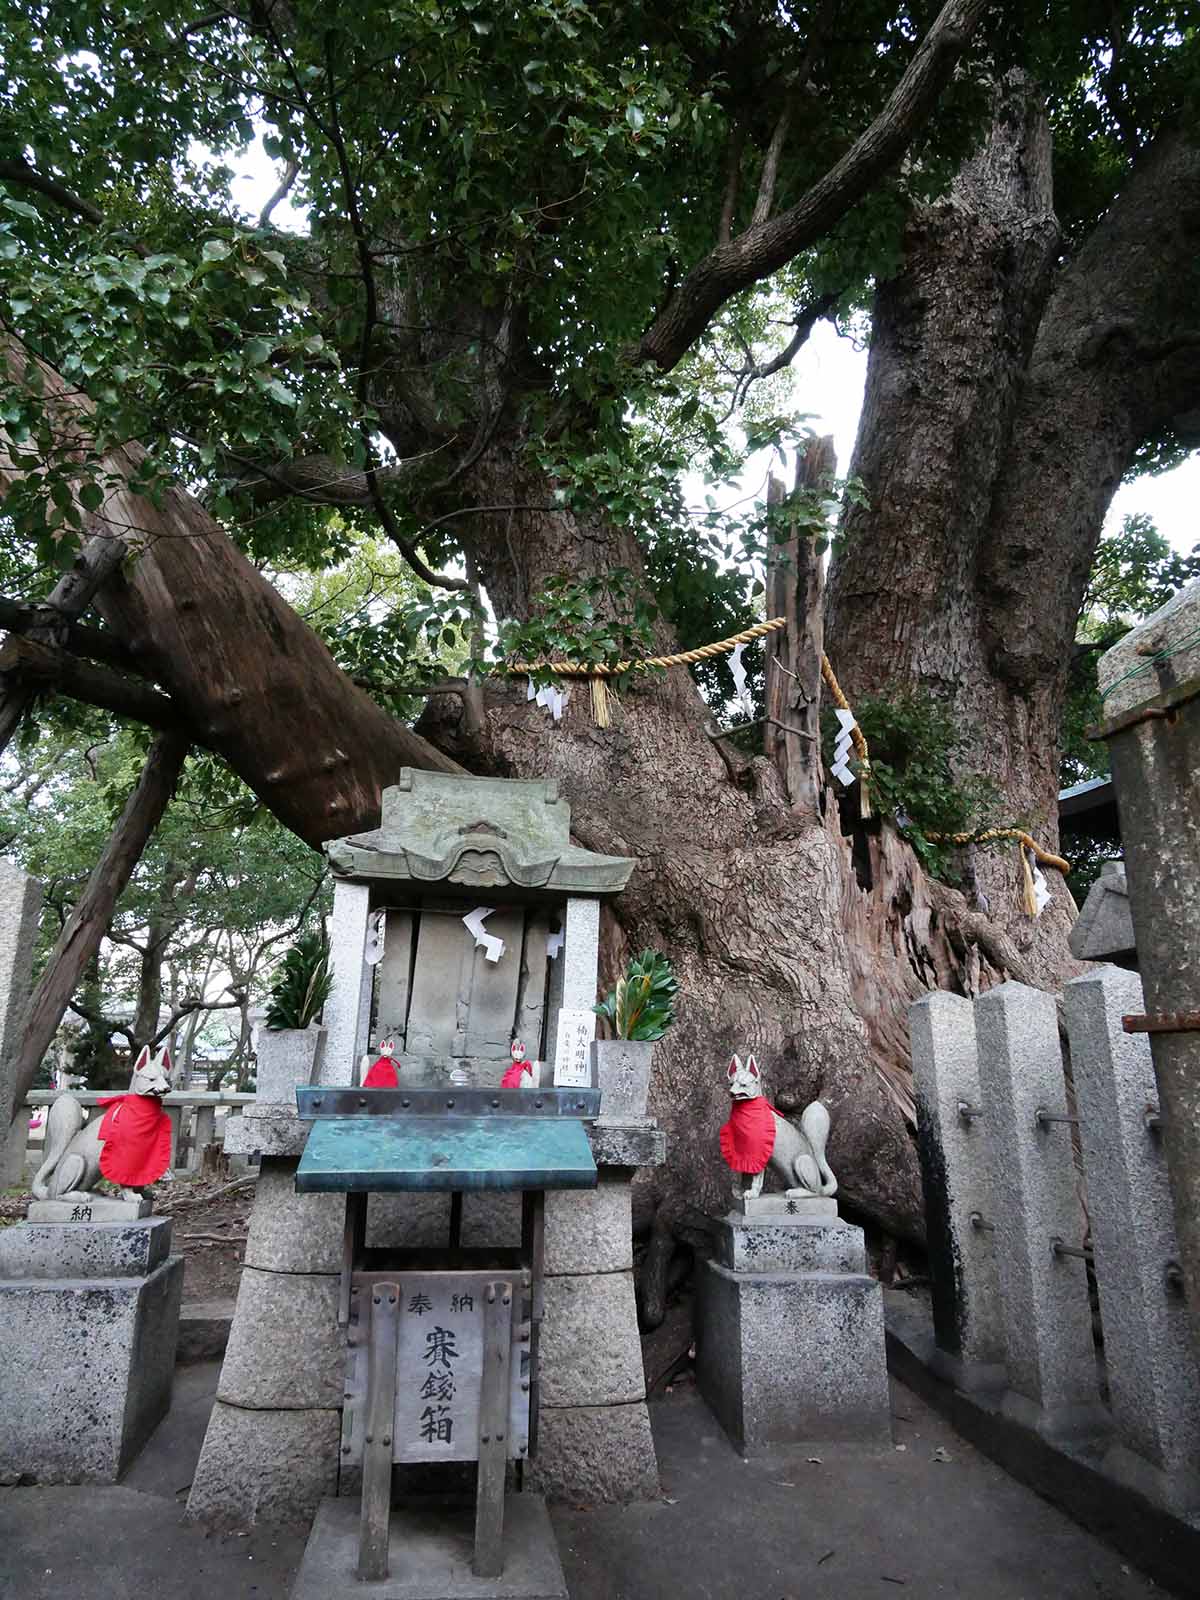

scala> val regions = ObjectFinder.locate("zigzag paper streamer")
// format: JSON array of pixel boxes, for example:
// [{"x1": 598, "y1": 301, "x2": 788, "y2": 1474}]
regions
[
  {"x1": 1028, "y1": 849, "x2": 1051, "y2": 916},
  {"x1": 463, "y1": 906, "x2": 505, "y2": 963},
  {"x1": 831, "y1": 707, "x2": 857, "y2": 787},
  {"x1": 729, "y1": 641, "x2": 754, "y2": 721},
  {"x1": 364, "y1": 909, "x2": 387, "y2": 966}
]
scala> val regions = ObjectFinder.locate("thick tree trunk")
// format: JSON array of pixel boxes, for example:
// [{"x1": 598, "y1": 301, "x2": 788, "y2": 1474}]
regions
[{"x1": 828, "y1": 87, "x2": 1200, "y2": 919}]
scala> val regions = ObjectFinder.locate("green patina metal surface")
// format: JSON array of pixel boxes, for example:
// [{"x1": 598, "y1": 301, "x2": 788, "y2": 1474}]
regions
[
  {"x1": 295, "y1": 1114, "x2": 598, "y2": 1193},
  {"x1": 325, "y1": 767, "x2": 633, "y2": 895}
]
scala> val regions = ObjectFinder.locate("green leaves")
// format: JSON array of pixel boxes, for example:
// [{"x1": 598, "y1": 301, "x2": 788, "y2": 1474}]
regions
[
  {"x1": 265, "y1": 931, "x2": 333, "y2": 1031},
  {"x1": 595, "y1": 950, "x2": 678, "y2": 1041}
]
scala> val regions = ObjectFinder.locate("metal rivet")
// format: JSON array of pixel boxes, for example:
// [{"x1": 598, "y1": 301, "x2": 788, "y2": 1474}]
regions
[
  {"x1": 359, "y1": 1096, "x2": 367, "y2": 1107},
  {"x1": 497, "y1": 1433, "x2": 504, "y2": 1442},
  {"x1": 382, "y1": 1435, "x2": 391, "y2": 1446},
  {"x1": 388, "y1": 1294, "x2": 396, "y2": 1304},
  {"x1": 313, "y1": 1097, "x2": 323, "y2": 1107},
  {"x1": 519, "y1": 1445, "x2": 527, "y2": 1456},
  {"x1": 344, "y1": 1390, "x2": 352, "y2": 1399},
  {"x1": 502, "y1": 1292, "x2": 511, "y2": 1306},
  {"x1": 535, "y1": 1097, "x2": 544, "y2": 1108},
  {"x1": 491, "y1": 1098, "x2": 500, "y2": 1108},
  {"x1": 402, "y1": 1098, "x2": 411, "y2": 1108},
  {"x1": 373, "y1": 1295, "x2": 381, "y2": 1305},
  {"x1": 481, "y1": 1434, "x2": 490, "y2": 1444},
  {"x1": 366, "y1": 1434, "x2": 373, "y2": 1444},
  {"x1": 487, "y1": 1286, "x2": 496, "y2": 1302},
  {"x1": 342, "y1": 1445, "x2": 351, "y2": 1454},
  {"x1": 351, "y1": 1286, "x2": 359, "y2": 1295},
  {"x1": 447, "y1": 1098, "x2": 455, "y2": 1108},
  {"x1": 521, "y1": 1381, "x2": 529, "y2": 1393}
]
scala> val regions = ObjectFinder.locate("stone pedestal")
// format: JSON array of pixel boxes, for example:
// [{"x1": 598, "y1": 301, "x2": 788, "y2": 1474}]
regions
[
  {"x1": 188, "y1": 1123, "x2": 666, "y2": 1530},
  {"x1": 0, "y1": 1216, "x2": 183, "y2": 1482},
  {"x1": 696, "y1": 1211, "x2": 891, "y2": 1454},
  {"x1": 291, "y1": 1492, "x2": 567, "y2": 1600}
]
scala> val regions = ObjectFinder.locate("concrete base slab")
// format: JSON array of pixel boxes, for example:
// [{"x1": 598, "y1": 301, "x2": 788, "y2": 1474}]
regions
[
  {"x1": 27, "y1": 1195, "x2": 151, "y2": 1222},
  {"x1": 291, "y1": 1494, "x2": 567, "y2": 1600}
]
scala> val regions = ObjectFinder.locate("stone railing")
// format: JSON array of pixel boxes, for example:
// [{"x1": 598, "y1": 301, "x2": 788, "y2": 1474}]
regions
[
  {"x1": 18, "y1": 1090, "x2": 256, "y2": 1178},
  {"x1": 910, "y1": 968, "x2": 1200, "y2": 1516}
]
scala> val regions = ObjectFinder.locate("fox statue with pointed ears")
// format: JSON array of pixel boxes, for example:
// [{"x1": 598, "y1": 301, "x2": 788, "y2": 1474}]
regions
[
  {"x1": 32, "y1": 1043, "x2": 174, "y2": 1206},
  {"x1": 720, "y1": 1053, "x2": 837, "y2": 1202}
]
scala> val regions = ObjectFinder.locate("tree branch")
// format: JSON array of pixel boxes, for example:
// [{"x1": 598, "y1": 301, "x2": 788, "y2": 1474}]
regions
[
  {"x1": 0, "y1": 596, "x2": 141, "y2": 673},
  {"x1": 751, "y1": 108, "x2": 792, "y2": 228},
  {"x1": 635, "y1": 0, "x2": 989, "y2": 372},
  {"x1": 259, "y1": 158, "x2": 300, "y2": 227},
  {"x1": 0, "y1": 535, "x2": 130, "y2": 756},
  {"x1": 0, "y1": 157, "x2": 105, "y2": 226},
  {"x1": 717, "y1": 124, "x2": 746, "y2": 245},
  {"x1": 151, "y1": 991, "x2": 246, "y2": 1049},
  {"x1": 0, "y1": 636, "x2": 192, "y2": 735}
]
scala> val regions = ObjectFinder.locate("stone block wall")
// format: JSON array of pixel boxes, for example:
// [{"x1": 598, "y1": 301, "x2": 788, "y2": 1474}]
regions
[{"x1": 910, "y1": 969, "x2": 1200, "y2": 1512}]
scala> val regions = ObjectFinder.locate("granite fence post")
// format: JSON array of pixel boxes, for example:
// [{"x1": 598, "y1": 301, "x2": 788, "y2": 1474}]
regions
[
  {"x1": 975, "y1": 981, "x2": 1106, "y2": 1440},
  {"x1": 0, "y1": 861, "x2": 43, "y2": 1185},
  {"x1": 319, "y1": 879, "x2": 371, "y2": 1087},
  {"x1": 909, "y1": 991, "x2": 1005, "y2": 1388},
  {"x1": 1066, "y1": 965, "x2": 1200, "y2": 1512},
  {"x1": 1098, "y1": 580, "x2": 1200, "y2": 1363}
]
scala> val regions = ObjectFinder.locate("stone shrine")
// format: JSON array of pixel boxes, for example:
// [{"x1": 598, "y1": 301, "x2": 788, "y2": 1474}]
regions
[{"x1": 189, "y1": 771, "x2": 666, "y2": 1548}]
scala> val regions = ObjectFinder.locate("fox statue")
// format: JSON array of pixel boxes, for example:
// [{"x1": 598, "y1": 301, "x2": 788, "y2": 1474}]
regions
[
  {"x1": 720, "y1": 1053, "x2": 837, "y2": 1202},
  {"x1": 32, "y1": 1042, "x2": 173, "y2": 1207}
]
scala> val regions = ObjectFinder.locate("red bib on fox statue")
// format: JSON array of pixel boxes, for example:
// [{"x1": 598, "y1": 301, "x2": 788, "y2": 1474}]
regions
[
  {"x1": 719, "y1": 1052, "x2": 779, "y2": 1175},
  {"x1": 363, "y1": 1036, "x2": 400, "y2": 1089},
  {"x1": 719, "y1": 1096, "x2": 777, "y2": 1175},
  {"x1": 97, "y1": 1092, "x2": 172, "y2": 1188},
  {"x1": 500, "y1": 1039, "x2": 535, "y2": 1089}
]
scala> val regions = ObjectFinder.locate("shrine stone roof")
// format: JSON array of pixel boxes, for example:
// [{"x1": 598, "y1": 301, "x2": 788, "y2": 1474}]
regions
[{"x1": 326, "y1": 769, "x2": 634, "y2": 896}]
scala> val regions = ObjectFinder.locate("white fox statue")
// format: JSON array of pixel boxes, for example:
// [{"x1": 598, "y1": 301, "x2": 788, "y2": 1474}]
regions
[
  {"x1": 32, "y1": 1042, "x2": 173, "y2": 1207},
  {"x1": 719, "y1": 1052, "x2": 837, "y2": 1202}
]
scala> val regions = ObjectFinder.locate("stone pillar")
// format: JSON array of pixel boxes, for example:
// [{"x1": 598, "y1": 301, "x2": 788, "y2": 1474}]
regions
[
  {"x1": 560, "y1": 897, "x2": 599, "y2": 1012},
  {"x1": 909, "y1": 991, "x2": 1006, "y2": 1389},
  {"x1": 0, "y1": 861, "x2": 42, "y2": 1185},
  {"x1": 186, "y1": 1157, "x2": 347, "y2": 1528},
  {"x1": 0, "y1": 1217, "x2": 182, "y2": 1482},
  {"x1": 975, "y1": 981, "x2": 1106, "y2": 1440},
  {"x1": 1066, "y1": 965, "x2": 1200, "y2": 1512},
  {"x1": 191, "y1": 1104, "x2": 217, "y2": 1169},
  {"x1": 319, "y1": 879, "x2": 372, "y2": 1087},
  {"x1": 1098, "y1": 581, "x2": 1200, "y2": 1361},
  {"x1": 529, "y1": 1134, "x2": 662, "y2": 1503}
]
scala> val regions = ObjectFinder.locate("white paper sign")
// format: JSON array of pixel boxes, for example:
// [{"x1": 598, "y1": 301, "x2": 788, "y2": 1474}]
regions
[{"x1": 552, "y1": 1008, "x2": 596, "y2": 1088}]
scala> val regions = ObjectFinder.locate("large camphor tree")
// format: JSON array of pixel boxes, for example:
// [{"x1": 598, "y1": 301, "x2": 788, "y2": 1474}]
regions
[{"x1": 1, "y1": 1, "x2": 1198, "y2": 1240}]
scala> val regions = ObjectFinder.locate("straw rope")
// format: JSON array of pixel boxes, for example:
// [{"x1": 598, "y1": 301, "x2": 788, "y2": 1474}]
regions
[
  {"x1": 504, "y1": 615, "x2": 788, "y2": 677},
  {"x1": 504, "y1": 614, "x2": 1067, "y2": 888},
  {"x1": 924, "y1": 828, "x2": 1070, "y2": 875}
]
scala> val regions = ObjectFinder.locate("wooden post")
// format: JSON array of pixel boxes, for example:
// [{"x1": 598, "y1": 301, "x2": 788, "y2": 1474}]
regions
[
  {"x1": 8, "y1": 732, "x2": 189, "y2": 1121},
  {"x1": 521, "y1": 1189, "x2": 545, "y2": 1459},
  {"x1": 358, "y1": 1279, "x2": 401, "y2": 1582},
  {"x1": 474, "y1": 1279, "x2": 515, "y2": 1578},
  {"x1": 764, "y1": 437, "x2": 836, "y2": 817}
]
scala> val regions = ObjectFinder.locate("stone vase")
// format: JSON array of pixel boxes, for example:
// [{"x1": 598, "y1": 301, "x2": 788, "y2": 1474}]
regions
[
  {"x1": 592, "y1": 1038, "x2": 654, "y2": 1122},
  {"x1": 255, "y1": 1024, "x2": 325, "y2": 1105}
]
